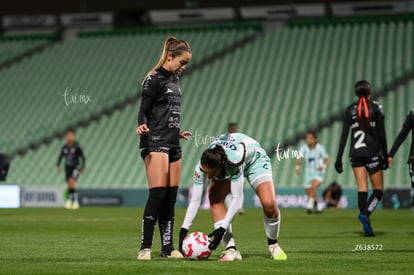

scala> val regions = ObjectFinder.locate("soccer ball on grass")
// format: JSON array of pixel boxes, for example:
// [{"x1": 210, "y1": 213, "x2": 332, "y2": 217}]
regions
[{"x1": 182, "y1": 231, "x2": 211, "y2": 260}]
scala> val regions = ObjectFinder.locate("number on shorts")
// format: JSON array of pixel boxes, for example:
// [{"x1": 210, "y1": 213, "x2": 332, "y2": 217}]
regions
[{"x1": 354, "y1": 130, "x2": 367, "y2": 149}]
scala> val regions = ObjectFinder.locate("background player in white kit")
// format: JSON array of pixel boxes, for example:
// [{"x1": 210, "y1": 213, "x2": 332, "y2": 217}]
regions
[
  {"x1": 179, "y1": 133, "x2": 287, "y2": 261},
  {"x1": 295, "y1": 131, "x2": 330, "y2": 213}
]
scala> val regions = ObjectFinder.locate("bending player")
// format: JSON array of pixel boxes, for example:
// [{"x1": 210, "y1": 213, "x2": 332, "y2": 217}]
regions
[
  {"x1": 56, "y1": 128, "x2": 86, "y2": 210},
  {"x1": 388, "y1": 109, "x2": 414, "y2": 213},
  {"x1": 179, "y1": 133, "x2": 287, "y2": 261},
  {"x1": 295, "y1": 131, "x2": 330, "y2": 213},
  {"x1": 335, "y1": 80, "x2": 388, "y2": 236}
]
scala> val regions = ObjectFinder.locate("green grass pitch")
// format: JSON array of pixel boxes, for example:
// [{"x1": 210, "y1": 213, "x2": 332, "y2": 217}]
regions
[{"x1": 0, "y1": 207, "x2": 413, "y2": 274}]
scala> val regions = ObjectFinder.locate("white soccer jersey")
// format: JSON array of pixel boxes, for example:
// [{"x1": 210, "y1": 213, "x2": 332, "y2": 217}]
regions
[{"x1": 300, "y1": 143, "x2": 328, "y2": 173}]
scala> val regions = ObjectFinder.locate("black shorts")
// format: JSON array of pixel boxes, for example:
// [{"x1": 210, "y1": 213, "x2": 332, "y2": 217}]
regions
[
  {"x1": 140, "y1": 146, "x2": 182, "y2": 163},
  {"x1": 350, "y1": 156, "x2": 382, "y2": 173},
  {"x1": 65, "y1": 166, "x2": 80, "y2": 181}
]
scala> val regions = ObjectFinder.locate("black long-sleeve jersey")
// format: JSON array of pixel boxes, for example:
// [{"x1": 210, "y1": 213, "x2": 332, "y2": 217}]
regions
[
  {"x1": 57, "y1": 142, "x2": 85, "y2": 168},
  {"x1": 389, "y1": 109, "x2": 414, "y2": 162},
  {"x1": 138, "y1": 67, "x2": 181, "y2": 149},
  {"x1": 336, "y1": 100, "x2": 387, "y2": 160}
]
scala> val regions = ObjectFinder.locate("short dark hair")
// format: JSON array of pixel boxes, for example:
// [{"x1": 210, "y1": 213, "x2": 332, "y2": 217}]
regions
[
  {"x1": 307, "y1": 130, "x2": 317, "y2": 139},
  {"x1": 228, "y1": 122, "x2": 237, "y2": 128},
  {"x1": 66, "y1": 128, "x2": 75, "y2": 134}
]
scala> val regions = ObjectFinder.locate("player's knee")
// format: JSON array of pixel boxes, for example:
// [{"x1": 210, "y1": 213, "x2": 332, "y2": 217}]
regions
[{"x1": 262, "y1": 201, "x2": 279, "y2": 218}]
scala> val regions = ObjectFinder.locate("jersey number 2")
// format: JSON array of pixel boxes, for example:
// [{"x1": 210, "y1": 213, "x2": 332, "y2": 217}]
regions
[{"x1": 354, "y1": 130, "x2": 367, "y2": 149}]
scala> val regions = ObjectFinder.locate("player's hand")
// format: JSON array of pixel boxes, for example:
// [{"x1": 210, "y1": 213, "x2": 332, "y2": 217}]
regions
[
  {"x1": 208, "y1": 227, "x2": 226, "y2": 250},
  {"x1": 381, "y1": 157, "x2": 389, "y2": 170},
  {"x1": 179, "y1": 228, "x2": 188, "y2": 253},
  {"x1": 334, "y1": 160, "x2": 343, "y2": 174},
  {"x1": 295, "y1": 165, "x2": 300, "y2": 174},
  {"x1": 317, "y1": 164, "x2": 326, "y2": 172},
  {"x1": 136, "y1": 124, "x2": 150, "y2": 136},
  {"x1": 56, "y1": 166, "x2": 61, "y2": 173},
  {"x1": 80, "y1": 169, "x2": 86, "y2": 174},
  {"x1": 180, "y1": 131, "x2": 192, "y2": 141},
  {"x1": 388, "y1": 157, "x2": 394, "y2": 168}
]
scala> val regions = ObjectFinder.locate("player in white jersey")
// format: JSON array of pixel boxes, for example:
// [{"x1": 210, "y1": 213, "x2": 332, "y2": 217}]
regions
[
  {"x1": 296, "y1": 131, "x2": 330, "y2": 213},
  {"x1": 179, "y1": 133, "x2": 287, "y2": 261}
]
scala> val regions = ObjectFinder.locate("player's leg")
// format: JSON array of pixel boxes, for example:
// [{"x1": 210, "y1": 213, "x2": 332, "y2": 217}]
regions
[
  {"x1": 366, "y1": 169, "x2": 384, "y2": 217},
  {"x1": 409, "y1": 161, "x2": 414, "y2": 214},
  {"x1": 157, "y1": 153, "x2": 183, "y2": 258},
  {"x1": 305, "y1": 187, "x2": 313, "y2": 213},
  {"x1": 311, "y1": 179, "x2": 323, "y2": 213},
  {"x1": 352, "y1": 166, "x2": 374, "y2": 236},
  {"x1": 208, "y1": 179, "x2": 241, "y2": 261},
  {"x1": 68, "y1": 177, "x2": 80, "y2": 210},
  {"x1": 138, "y1": 152, "x2": 169, "y2": 260},
  {"x1": 304, "y1": 174, "x2": 314, "y2": 213},
  {"x1": 254, "y1": 180, "x2": 286, "y2": 260}
]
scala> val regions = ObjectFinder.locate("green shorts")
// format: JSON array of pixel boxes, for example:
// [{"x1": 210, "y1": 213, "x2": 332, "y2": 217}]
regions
[
  {"x1": 244, "y1": 148, "x2": 273, "y2": 190},
  {"x1": 304, "y1": 170, "x2": 325, "y2": 188}
]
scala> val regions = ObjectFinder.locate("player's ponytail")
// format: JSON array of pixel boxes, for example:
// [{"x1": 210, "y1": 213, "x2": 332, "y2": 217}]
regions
[
  {"x1": 142, "y1": 36, "x2": 191, "y2": 85},
  {"x1": 201, "y1": 143, "x2": 246, "y2": 170},
  {"x1": 354, "y1": 80, "x2": 372, "y2": 133}
]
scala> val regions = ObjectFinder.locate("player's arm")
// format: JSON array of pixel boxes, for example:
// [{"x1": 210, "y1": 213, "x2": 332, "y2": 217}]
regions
[
  {"x1": 179, "y1": 164, "x2": 205, "y2": 251},
  {"x1": 208, "y1": 174, "x2": 243, "y2": 250},
  {"x1": 388, "y1": 111, "x2": 412, "y2": 166},
  {"x1": 335, "y1": 112, "x2": 350, "y2": 173},
  {"x1": 78, "y1": 146, "x2": 86, "y2": 173},
  {"x1": 376, "y1": 111, "x2": 388, "y2": 169},
  {"x1": 56, "y1": 147, "x2": 64, "y2": 172},
  {"x1": 295, "y1": 157, "x2": 303, "y2": 174},
  {"x1": 320, "y1": 146, "x2": 330, "y2": 171},
  {"x1": 136, "y1": 77, "x2": 160, "y2": 135}
]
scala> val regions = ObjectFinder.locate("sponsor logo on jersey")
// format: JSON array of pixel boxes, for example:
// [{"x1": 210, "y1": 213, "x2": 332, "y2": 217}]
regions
[
  {"x1": 194, "y1": 171, "x2": 200, "y2": 179},
  {"x1": 165, "y1": 88, "x2": 174, "y2": 94}
]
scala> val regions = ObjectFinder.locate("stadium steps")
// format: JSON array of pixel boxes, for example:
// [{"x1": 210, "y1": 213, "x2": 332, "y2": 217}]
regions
[
  {"x1": 275, "y1": 79, "x2": 414, "y2": 188},
  {"x1": 0, "y1": 34, "x2": 57, "y2": 70},
  {"x1": 0, "y1": 23, "x2": 262, "y2": 156},
  {"x1": 6, "y1": 19, "x2": 414, "y2": 188}
]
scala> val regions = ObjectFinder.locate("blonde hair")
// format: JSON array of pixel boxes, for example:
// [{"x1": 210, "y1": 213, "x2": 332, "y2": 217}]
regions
[{"x1": 142, "y1": 36, "x2": 191, "y2": 85}]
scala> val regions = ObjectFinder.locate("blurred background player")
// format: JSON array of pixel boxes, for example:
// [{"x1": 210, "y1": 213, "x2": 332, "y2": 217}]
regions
[
  {"x1": 136, "y1": 36, "x2": 192, "y2": 260},
  {"x1": 0, "y1": 153, "x2": 11, "y2": 181},
  {"x1": 388, "y1": 109, "x2": 414, "y2": 213},
  {"x1": 335, "y1": 80, "x2": 388, "y2": 237},
  {"x1": 322, "y1": 181, "x2": 342, "y2": 209},
  {"x1": 179, "y1": 133, "x2": 287, "y2": 261},
  {"x1": 295, "y1": 131, "x2": 330, "y2": 213},
  {"x1": 56, "y1": 129, "x2": 86, "y2": 210}
]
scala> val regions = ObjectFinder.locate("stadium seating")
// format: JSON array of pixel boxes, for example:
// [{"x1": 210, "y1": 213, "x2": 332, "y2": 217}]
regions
[
  {"x1": 0, "y1": 24, "x2": 258, "y2": 154},
  {"x1": 0, "y1": 35, "x2": 53, "y2": 65},
  {"x1": 3, "y1": 19, "x2": 414, "y2": 189}
]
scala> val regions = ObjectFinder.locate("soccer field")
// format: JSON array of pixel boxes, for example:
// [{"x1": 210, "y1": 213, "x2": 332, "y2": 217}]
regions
[{"x1": 0, "y1": 208, "x2": 413, "y2": 274}]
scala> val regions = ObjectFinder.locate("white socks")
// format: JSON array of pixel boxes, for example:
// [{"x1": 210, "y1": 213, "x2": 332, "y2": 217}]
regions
[
  {"x1": 307, "y1": 197, "x2": 315, "y2": 210},
  {"x1": 264, "y1": 214, "x2": 280, "y2": 241}
]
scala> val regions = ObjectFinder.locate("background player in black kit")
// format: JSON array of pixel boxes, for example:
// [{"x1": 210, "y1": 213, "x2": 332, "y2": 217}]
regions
[
  {"x1": 136, "y1": 36, "x2": 192, "y2": 260},
  {"x1": 388, "y1": 109, "x2": 414, "y2": 213},
  {"x1": 335, "y1": 80, "x2": 388, "y2": 236},
  {"x1": 56, "y1": 129, "x2": 86, "y2": 210}
]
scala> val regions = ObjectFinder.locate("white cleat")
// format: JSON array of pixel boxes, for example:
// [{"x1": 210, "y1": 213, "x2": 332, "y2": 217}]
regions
[
  {"x1": 72, "y1": 202, "x2": 80, "y2": 210},
  {"x1": 269, "y1": 243, "x2": 287, "y2": 260},
  {"x1": 64, "y1": 200, "x2": 72, "y2": 209},
  {"x1": 218, "y1": 248, "x2": 242, "y2": 262},
  {"x1": 159, "y1": 249, "x2": 184, "y2": 259},
  {"x1": 137, "y1": 248, "x2": 152, "y2": 260}
]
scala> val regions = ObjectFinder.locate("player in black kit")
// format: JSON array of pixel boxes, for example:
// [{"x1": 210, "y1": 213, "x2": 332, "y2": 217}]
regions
[
  {"x1": 388, "y1": 109, "x2": 414, "y2": 213},
  {"x1": 56, "y1": 129, "x2": 86, "y2": 210},
  {"x1": 335, "y1": 80, "x2": 388, "y2": 236},
  {"x1": 136, "y1": 36, "x2": 192, "y2": 260}
]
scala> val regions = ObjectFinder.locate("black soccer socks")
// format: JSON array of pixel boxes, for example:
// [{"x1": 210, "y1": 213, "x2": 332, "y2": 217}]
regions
[{"x1": 140, "y1": 187, "x2": 167, "y2": 250}]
